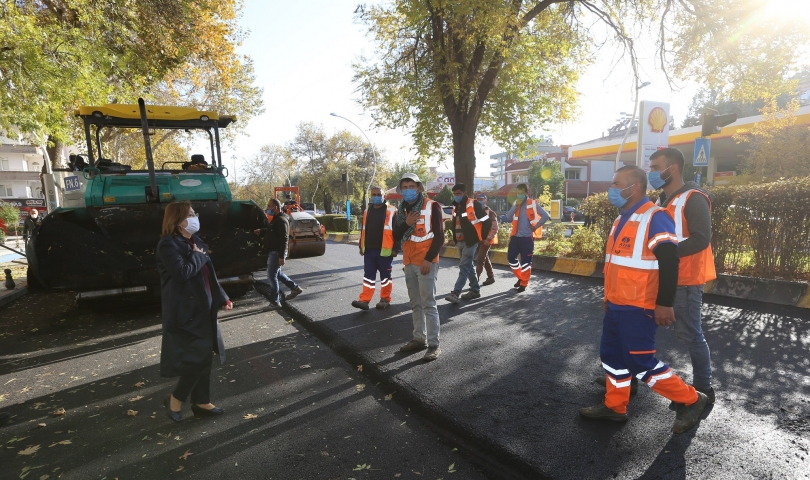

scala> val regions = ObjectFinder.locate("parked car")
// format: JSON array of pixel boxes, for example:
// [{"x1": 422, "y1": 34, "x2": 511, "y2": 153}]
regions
[
  {"x1": 441, "y1": 205, "x2": 454, "y2": 222},
  {"x1": 287, "y1": 211, "x2": 326, "y2": 257},
  {"x1": 562, "y1": 206, "x2": 585, "y2": 222}
]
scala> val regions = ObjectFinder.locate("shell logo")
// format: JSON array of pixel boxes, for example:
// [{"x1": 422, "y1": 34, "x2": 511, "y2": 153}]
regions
[{"x1": 648, "y1": 107, "x2": 668, "y2": 133}]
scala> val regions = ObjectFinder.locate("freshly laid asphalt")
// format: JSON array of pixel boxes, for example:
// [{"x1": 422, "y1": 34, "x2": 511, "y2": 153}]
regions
[
  {"x1": 0, "y1": 287, "x2": 490, "y2": 479},
  {"x1": 275, "y1": 240, "x2": 810, "y2": 479}
]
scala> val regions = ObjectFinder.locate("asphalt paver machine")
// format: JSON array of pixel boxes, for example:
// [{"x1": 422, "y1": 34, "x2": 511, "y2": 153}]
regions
[{"x1": 27, "y1": 99, "x2": 268, "y2": 300}]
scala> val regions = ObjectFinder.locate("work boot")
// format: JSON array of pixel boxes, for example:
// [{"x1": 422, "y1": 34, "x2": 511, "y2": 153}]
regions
[
  {"x1": 514, "y1": 280, "x2": 521, "y2": 288},
  {"x1": 445, "y1": 291, "x2": 460, "y2": 304},
  {"x1": 375, "y1": 299, "x2": 390, "y2": 310},
  {"x1": 482, "y1": 277, "x2": 495, "y2": 286},
  {"x1": 268, "y1": 302, "x2": 282, "y2": 310},
  {"x1": 461, "y1": 291, "x2": 480, "y2": 300},
  {"x1": 423, "y1": 347, "x2": 441, "y2": 361},
  {"x1": 515, "y1": 285, "x2": 526, "y2": 293},
  {"x1": 286, "y1": 286, "x2": 304, "y2": 300},
  {"x1": 672, "y1": 391, "x2": 709, "y2": 434},
  {"x1": 578, "y1": 403, "x2": 628, "y2": 423},
  {"x1": 595, "y1": 376, "x2": 639, "y2": 395},
  {"x1": 670, "y1": 385, "x2": 714, "y2": 410},
  {"x1": 399, "y1": 339, "x2": 428, "y2": 352},
  {"x1": 351, "y1": 300, "x2": 370, "y2": 311}
]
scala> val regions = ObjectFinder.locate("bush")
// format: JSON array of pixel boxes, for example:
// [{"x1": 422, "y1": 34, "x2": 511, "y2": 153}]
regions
[
  {"x1": 0, "y1": 202, "x2": 19, "y2": 237},
  {"x1": 568, "y1": 226, "x2": 605, "y2": 261},
  {"x1": 0, "y1": 228, "x2": 5, "y2": 244},
  {"x1": 535, "y1": 223, "x2": 568, "y2": 256},
  {"x1": 333, "y1": 215, "x2": 359, "y2": 233},
  {"x1": 497, "y1": 223, "x2": 511, "y2": 246},
  {"x1": 314, "y1": 214, "x2": 346, "y2": 232}
]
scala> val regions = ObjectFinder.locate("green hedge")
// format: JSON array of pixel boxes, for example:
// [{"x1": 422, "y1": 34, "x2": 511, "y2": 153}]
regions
[
  {"x1": 314, "y1": 214, "x2": 347, "y2": 232},
  {"x1": 578, "y1": 179, "x2": 810, "y2": 280},
  {"x1": 333, "y1": 215, "x2": 359, "y2": 233}
]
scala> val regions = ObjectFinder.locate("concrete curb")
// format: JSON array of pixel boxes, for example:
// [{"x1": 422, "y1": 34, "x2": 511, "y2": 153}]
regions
[
  {"x1": 0, "y1": 284, "x2": 28, "y2": 310},
  {"x1": 441, "y1": 245, "x2": 810, "y2": 309},
  {"x1": 325, "y1": 233, "x2": 360, "y2": 244},
  {"x1": 251, "y1": 282, "x2": 546, "y2": 480}
]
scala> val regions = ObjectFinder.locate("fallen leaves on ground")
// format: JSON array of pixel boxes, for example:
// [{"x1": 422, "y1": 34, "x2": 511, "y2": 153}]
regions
[
  {"x1": 321, "y1": 451, "x2": 329, "y2": 456},
  {"x1": 36, "y1": 423, "x2": 46, "y2": 428},
  {"x1": 53, "y1": 408, "x2": 65, "y2": 416},
  {"x1": 384, "y1": 394, "x2": 393, "y2": 401},
  {"x1": 299, "y1": 364, "x2": 311, "y2": 369},
  {"x1": 448, "y1": 462, "x2": 456, "y2": 473},
  {"x1": 356, "y1": 384, "x2": 365, "y2": 392},
  {"x1": 48, "y1": 440, "x2": 72, "y2": 447},
  {"x1": 134, "y1": 381, "x2": 145, "y2": 388},
  {"x1": 243, "y1": 413, "x2": 258, "y2": 420},
  {"x1": 357, "y1": 365, "x2": 363, "y2": 372},
  {"x1": 17, "y1": 444, "x2": 41, "y2": 456},
  {"x1": 179, "y1": 450, "x2": 193, "y2": 460},
  {"x1": 353, "y1": 464, "x2": 371, "y2": 471},
  {"x1": 127, "y1": 410, "x2": 138, "y2": 416},
  {"x1": 128, "y1": 396, "x2": 143, "y2": 402},
  {"x1": 176, "y1": 466, "x2": 184, "y2": 472},
  {"x1": 18, "y1": 465, "x2": 44, "y2": 479}
]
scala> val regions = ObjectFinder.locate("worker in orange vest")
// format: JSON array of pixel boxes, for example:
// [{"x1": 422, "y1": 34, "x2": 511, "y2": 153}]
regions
[
  {"x1": 579, "y1": 166, "x2": 708, "y2": 434},
  {"x1": 504, "y1": 184, "x2": 549, "y2": 292},
  {"x1": 649, "y1": 147, "x2": 716, "y2": 404},
  {"x1": 474, "y1": 193, "x2": 498, "y2": 286},
  {"x1": 393, "y1": 173, "x2": 444, "y2": 361},
  {"x1": 352, "y1": 186, "x2": 399, "y2": 311},
  {"x1": 445, "y1": 184, "x2": 490, "y2": 303}
]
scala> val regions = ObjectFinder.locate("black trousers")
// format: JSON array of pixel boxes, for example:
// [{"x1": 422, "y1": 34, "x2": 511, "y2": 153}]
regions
[{"x1": 172, "y1": 373, "x2": 210, "y2": 404}]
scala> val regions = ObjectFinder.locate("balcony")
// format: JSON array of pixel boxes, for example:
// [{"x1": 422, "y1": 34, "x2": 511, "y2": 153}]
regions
[{"x1": 0, "y1": 171, "x2": 40, "y2": 181}]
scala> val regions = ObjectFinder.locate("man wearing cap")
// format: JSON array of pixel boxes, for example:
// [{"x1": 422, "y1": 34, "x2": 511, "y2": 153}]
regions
[
  {"x1": 352, "y1": 186, "x2": 399, "y2": 311},
  {"x1": 474, "y1": 193, "x2": 498, "y2": 286},
  {"x1": 23, "y1": 208, "x2": 42, "y2": 243},
  {"x1": 393, "y1": 173, "x2": 444, "y2": 361},
  {"x1": 445, "y1": 184, "x2": 489, "y2": 303},
  {"x1": 504, "y1": 184, "x2": 549, "y2": 292}
]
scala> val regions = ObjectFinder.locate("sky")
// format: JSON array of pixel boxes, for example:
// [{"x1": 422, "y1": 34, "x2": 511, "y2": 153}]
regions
[{"x1": 225, "y1": 0, "x2": 703, "y2": 179}]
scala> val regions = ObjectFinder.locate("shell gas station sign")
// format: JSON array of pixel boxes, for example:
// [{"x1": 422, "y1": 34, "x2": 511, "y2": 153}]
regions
[{"x1": 636, "y1": 100, "x2": 670, "y2": 172}]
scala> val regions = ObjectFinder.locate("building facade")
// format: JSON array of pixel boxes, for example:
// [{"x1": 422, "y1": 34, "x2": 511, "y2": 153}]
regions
[
  {"x1": 489, "y1": 137, "x2": 561, "y2": 184},
  {"x1": 0, "y1": 137, "x2": 46, "y2": 200}
]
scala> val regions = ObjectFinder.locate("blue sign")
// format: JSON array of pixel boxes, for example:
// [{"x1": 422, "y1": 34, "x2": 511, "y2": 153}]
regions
[
  {"x1": 346, "y1": 200, "x2": 351, "y2": 220},
  {"x1": 64, "y1": 176, "x2": 81, "y2": 191},
  {"x1": 694, "y1": 138, "x2": 710, "y2": 166}
]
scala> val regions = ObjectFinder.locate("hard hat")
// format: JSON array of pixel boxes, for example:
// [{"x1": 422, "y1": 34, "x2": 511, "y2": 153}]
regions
[
  {"x1": 475, "y1": 193, "x2": 487, "y2": 200},
  {"x1": 398, "y1": 173, "x2": 422, "y2": 189}
]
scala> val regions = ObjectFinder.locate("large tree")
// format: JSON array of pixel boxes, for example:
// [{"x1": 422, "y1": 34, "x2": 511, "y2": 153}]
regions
[{"x1": 354, "y1": 0, "x2": 809, "y2": 188}]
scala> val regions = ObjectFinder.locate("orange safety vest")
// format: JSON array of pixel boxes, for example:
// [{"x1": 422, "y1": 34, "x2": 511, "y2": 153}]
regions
[
  {"x1": 603, "y1": 201, "x2": 677, "y2": 310},
  {"x1": 510, "y1": 198, "x2": 543, "y2": 239},
  {"x1": 454, "y1": 198, "x2": 487, "y2": 242},
  {"x1": 662, "y1": 190, "x2": 717, "y2": 286},
  {"x1": 402, "y1": 198, "x2": 440, "y2": 266},
  {"x1": 360, "y1": 204, "x2": 397, "y2": 256}
]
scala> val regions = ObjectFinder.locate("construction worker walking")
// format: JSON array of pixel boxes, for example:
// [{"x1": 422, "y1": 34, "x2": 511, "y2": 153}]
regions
[
  {"x1": 352, "y1": 186, "x2": 399, "y2": 311},
  {"x1": 579, "y1": 166, "x2": 708, "y2": 434},
  {"x1": 504, "y1": 184, "x2": 549, "y2": 292},
  {"x1": 649, "y1": 148, "x2": 717, "y2": 404},
  {"x1": 474, "y1": 193, "x2": 498, "y2": 286},
  {"x1": 445, "y1": 184, "x2": 490, "y2": 303},
  {"x1": 393, "y1": 173, "x2": 445, "y2": 361}
]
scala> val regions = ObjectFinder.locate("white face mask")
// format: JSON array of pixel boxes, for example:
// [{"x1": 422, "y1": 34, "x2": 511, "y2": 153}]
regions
[{"x1": 183, "y1": 216, "x2": 200, "y2": 235}]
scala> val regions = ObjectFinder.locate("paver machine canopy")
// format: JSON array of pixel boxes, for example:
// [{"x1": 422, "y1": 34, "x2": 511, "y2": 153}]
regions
[{"x1": 27, "y1": 99, "x2": 269, "y2": 295}]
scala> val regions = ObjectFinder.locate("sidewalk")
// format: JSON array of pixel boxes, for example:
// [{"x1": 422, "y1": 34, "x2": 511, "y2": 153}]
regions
[{"x1": 271, "y1": 241, "x2": 810, "y2": 479}]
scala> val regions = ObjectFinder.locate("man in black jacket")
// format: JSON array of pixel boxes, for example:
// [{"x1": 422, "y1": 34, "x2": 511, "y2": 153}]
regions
[
  {"x1": 445, "y1": 184, "x2": 489, "y2": 303},
  {"x1": 254, "y1": 198, "x2": 303, "y2": 308},
  {"x1": 23, "y1": 208, "x2": 42, "y2": 242}
]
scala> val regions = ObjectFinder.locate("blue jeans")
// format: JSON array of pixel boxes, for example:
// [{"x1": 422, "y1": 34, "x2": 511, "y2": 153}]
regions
[
  {"x1": 453, "y1": 242, "x2": 480, "y2": 294},
  {"x1": 404, "y1": 262, "x2": 440, "y2": 347},
  {"x1": 266, "y1": 251, "x2": 298, "y2": 303},
  {"x1": 672, "y1": 285, "x2": 712, "y2": 389}
]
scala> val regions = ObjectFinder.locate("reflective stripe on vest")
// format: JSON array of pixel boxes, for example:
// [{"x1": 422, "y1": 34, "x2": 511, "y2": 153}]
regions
[
  {"x1": 664, "y1": 189, "x2": 717, "y2": 285},
  {"x1": 360, "y1": 204, "x2": 397, "y2": 256},
  {"x1": 402, "y1": 198, "x2": 440, "y2": 265},
  {"x1": 603, "y1": 201, "x2": 665, "y2": 309},
  {"x1": 409, "y1": 199, "x2": 435, "y2": 243},
  {"x1": 457, "y1": 198, "x2": 485, "y2": 242}
]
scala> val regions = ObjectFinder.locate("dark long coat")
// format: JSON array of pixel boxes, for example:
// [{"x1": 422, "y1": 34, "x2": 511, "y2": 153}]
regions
[{"x1": 157, "y1": 234, "x2": 229, "y2": 378}]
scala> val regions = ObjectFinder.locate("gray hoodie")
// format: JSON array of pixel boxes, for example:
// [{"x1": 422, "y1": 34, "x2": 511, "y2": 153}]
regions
[{"x1": 658, "y1": 181, "x2": 713, "y2": 258}]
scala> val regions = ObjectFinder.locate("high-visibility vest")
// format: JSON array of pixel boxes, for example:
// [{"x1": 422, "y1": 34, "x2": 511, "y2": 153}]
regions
[
  {"x1": 510, "y1": 198, "x2": 543, "y2": 239},
  {"x1": 661, "y1": 190, "x2": 717, "y2": 286},
  {"x1": 360, "y1": 204, "x2": 397, "y2": 256},
  {"x1": 603, "y1": 201, "x2": 677, "y2": 310},
  {"x1": 402, "y1": 198, "x2": 440, "y2": 265},
  {"x1": 454, "y1": 198, "x2": 488, "y2": 242}
]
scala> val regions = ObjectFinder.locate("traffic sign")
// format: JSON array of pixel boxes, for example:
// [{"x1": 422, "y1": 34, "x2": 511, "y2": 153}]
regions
[{"x1": 694, "y1": 138, "x2": 710, "y2": 166}]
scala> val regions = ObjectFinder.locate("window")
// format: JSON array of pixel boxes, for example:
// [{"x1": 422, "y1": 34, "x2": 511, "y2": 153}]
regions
[
  {"x1": 565, "y1": 169, "x2": 581, "y2": 180},
  {"x1": 0, "y1": 184, "x2": 12, "y2": 196},
  {"x1": 0, "y1": 158, "x2": 9, "y2": 171}
]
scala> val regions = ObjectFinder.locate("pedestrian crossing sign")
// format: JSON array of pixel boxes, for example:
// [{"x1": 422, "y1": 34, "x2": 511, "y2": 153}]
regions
[{"x1": 694, "y1": 138, "x2": 710, "y2": 166}]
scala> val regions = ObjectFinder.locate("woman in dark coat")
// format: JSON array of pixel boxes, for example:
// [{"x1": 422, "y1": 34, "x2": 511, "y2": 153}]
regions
[{"x1": 157, "y1": 201, "x2": 232, "y2": 422}]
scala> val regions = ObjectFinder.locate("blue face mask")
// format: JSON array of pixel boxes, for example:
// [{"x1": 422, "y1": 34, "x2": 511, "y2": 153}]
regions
[
  {"x1": 266, "y1": 209, "x2": 274, "y2": 216},
  {"x1": 402, "y1": 189, "x2": 418, "y2": 203},
  {"x1": 516, "y1": 193, "x2": 527, "y2": 201},
  {"x1": 648, "y1": 165, "x2": 673, "y2": 190},
  {"x1": 608, "y1": 183, "x2": 636, "y2": 208},
  {"x1": 453, "y1": 195, "x2": 464, "y2": 203},
  {"x1": 371, "y1": 195, "x2": 383, "y2": 205}
]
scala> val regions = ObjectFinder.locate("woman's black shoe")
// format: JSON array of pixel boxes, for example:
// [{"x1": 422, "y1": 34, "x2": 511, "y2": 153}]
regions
[
  {"x1": 164, "y1": 395, "x2": 182, "y2": 423},
  {"x1": 191, "y1": 404, "x2": 225, "y2": 417}
]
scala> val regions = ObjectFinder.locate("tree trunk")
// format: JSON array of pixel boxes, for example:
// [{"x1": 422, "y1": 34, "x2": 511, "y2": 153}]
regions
[
  {"x1": 46, "y1": 136, "x2": 64, "y2": 167},
  {"x1": 323, "y1": 192, "x2": 332, "y2": 215},
  {"x1": 452, "y1": 129, "x2": 476, "y2": 193}
]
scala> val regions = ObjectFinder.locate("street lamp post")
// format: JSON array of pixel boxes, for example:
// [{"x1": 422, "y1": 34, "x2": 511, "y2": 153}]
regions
[
  {"x1": 615, "y1": 81, "x2": 651, "y2": 172},
  {"x1": 329, "y1": 113, "x2": 379, "y2": 209}
]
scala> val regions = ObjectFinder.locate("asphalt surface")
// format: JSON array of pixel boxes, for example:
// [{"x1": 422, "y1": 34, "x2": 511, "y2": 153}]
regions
[
  {"x1": 276, "y1": 240, "x2": 810, "y2": 479},
  {"x1": 0, "y1": 287, "x2": 491, "y2": 479}
]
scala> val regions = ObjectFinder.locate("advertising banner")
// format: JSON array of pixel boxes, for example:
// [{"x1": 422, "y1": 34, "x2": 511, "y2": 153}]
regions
[{"x1": 636, "y1": 100, "x2": 671, "y2": 173}]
